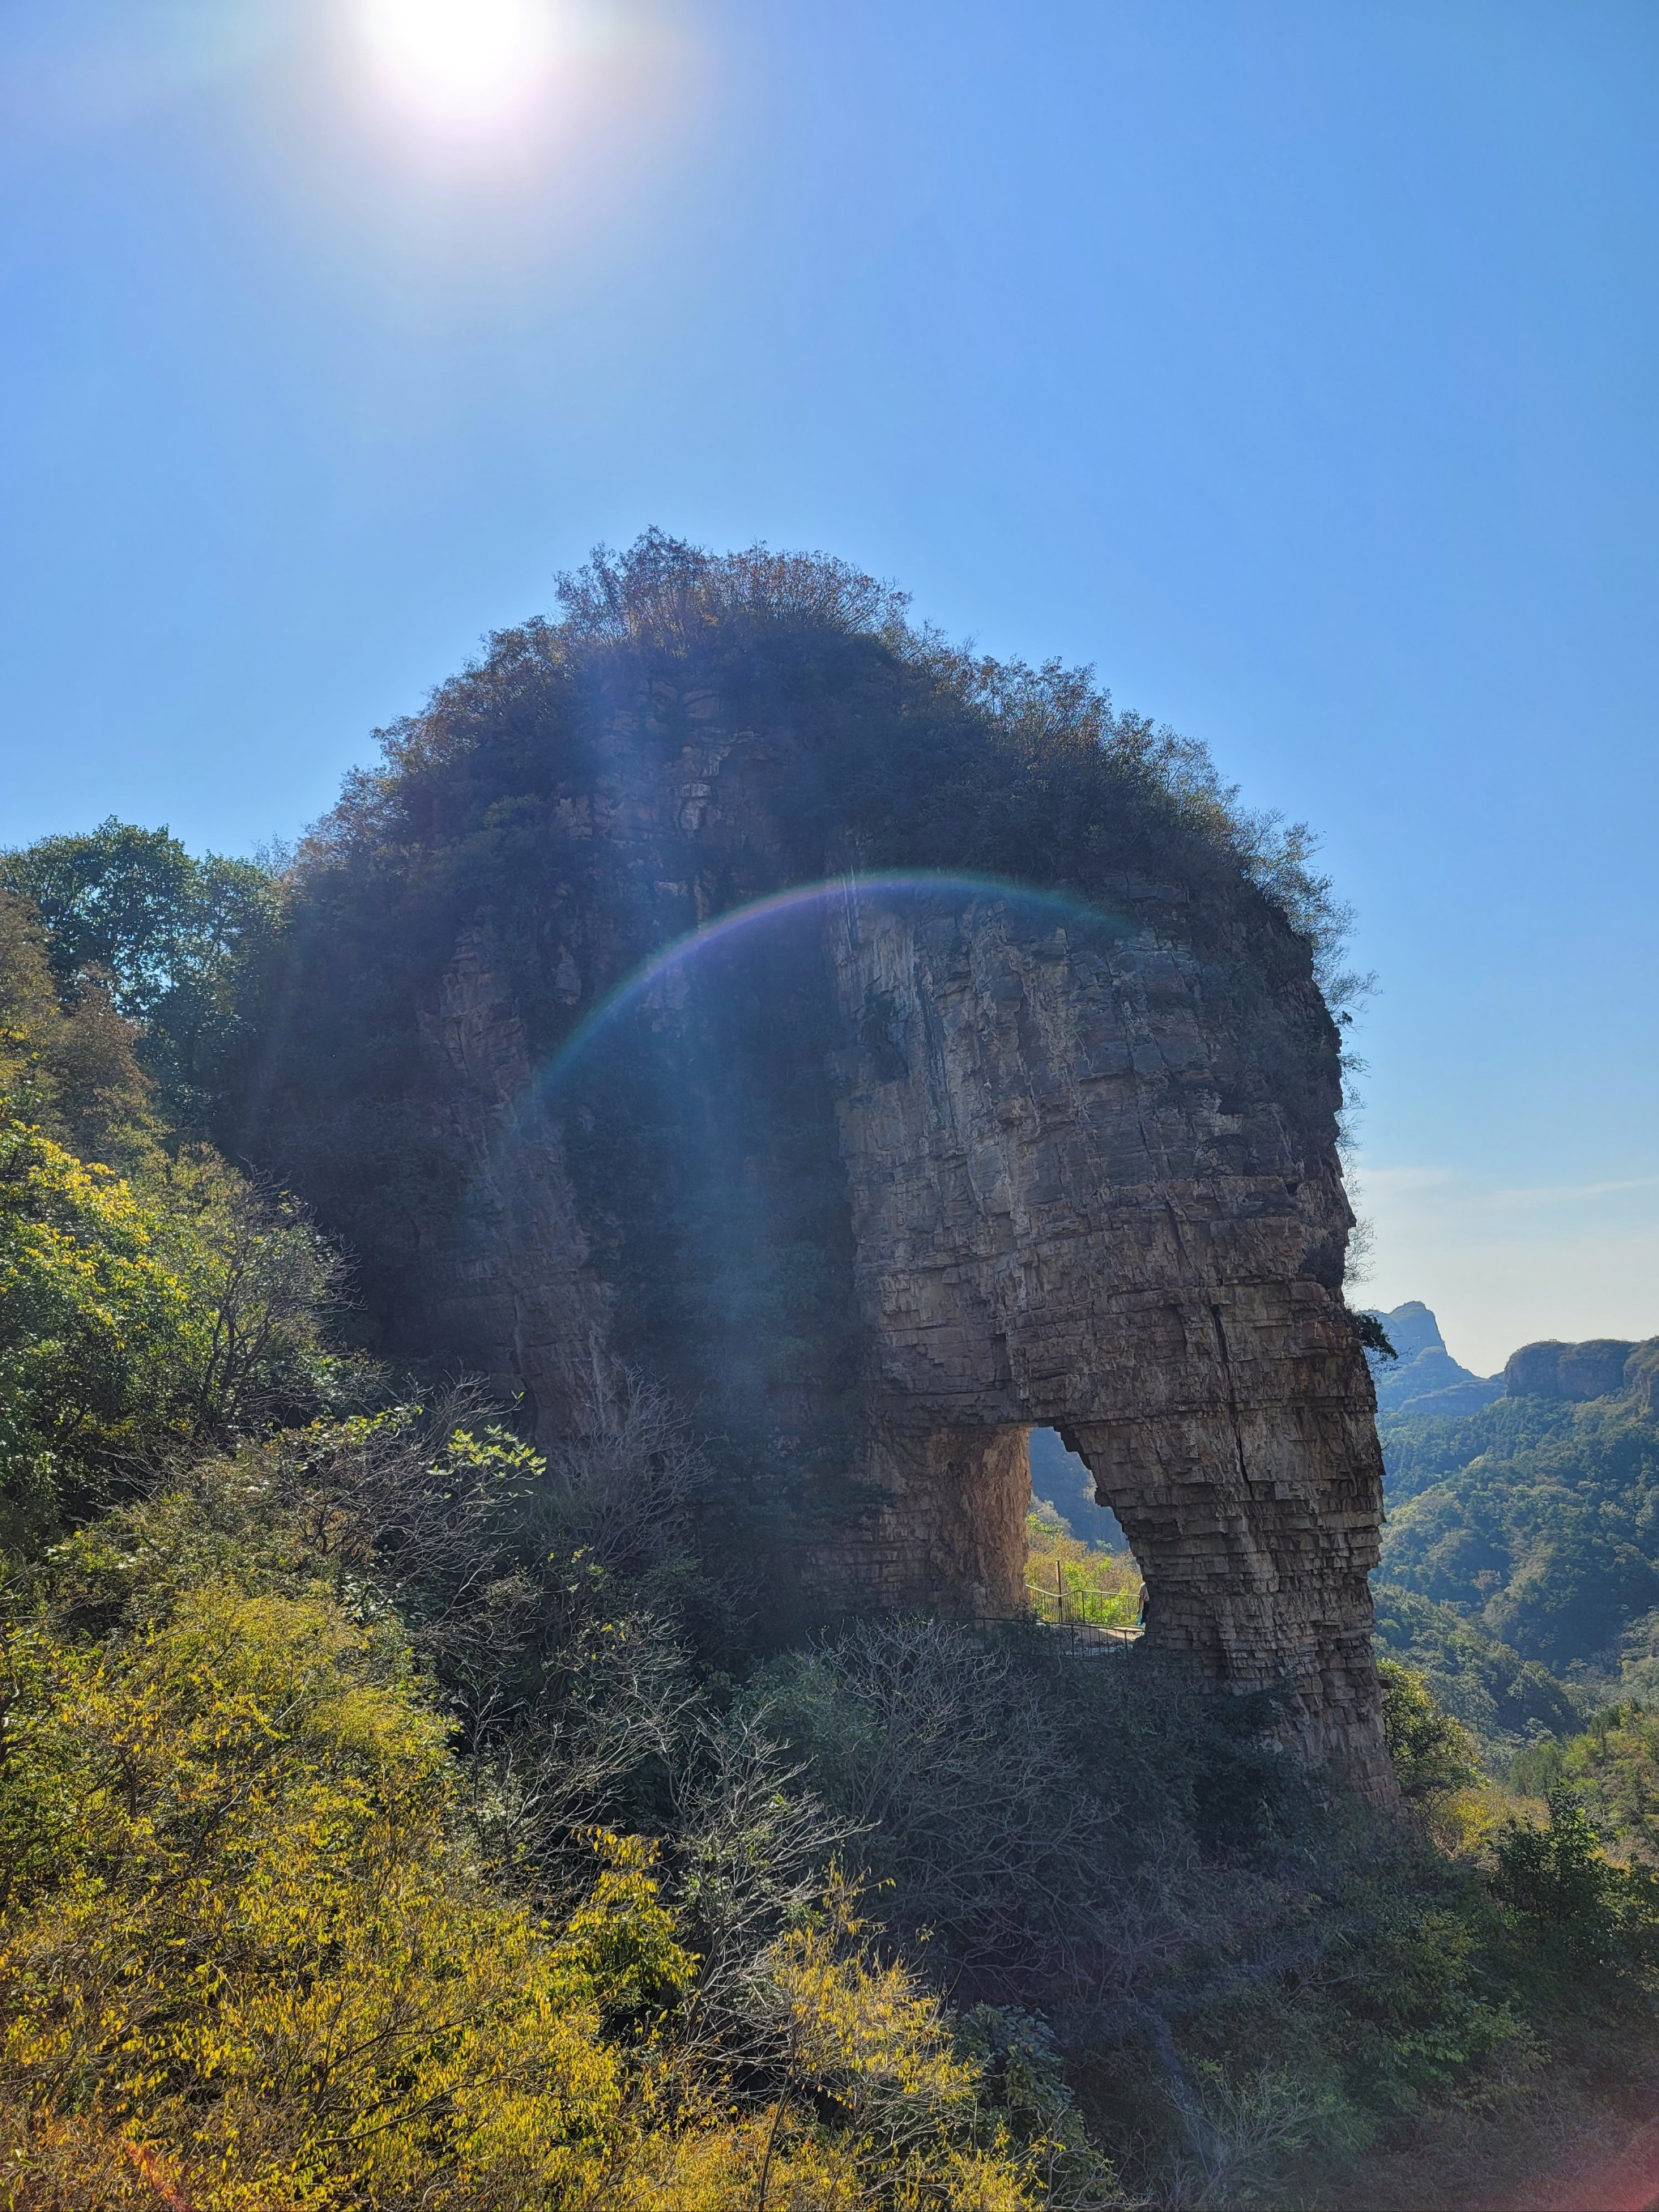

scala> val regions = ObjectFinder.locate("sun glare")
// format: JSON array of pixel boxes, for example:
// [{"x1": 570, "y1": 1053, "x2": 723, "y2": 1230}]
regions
[{"x1": 359, "y1": 0, "x2": 560, "y2": 126}]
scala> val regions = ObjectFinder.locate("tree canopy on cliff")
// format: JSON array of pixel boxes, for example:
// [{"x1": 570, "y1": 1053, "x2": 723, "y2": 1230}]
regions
[
  {"x1": 309, "y1": 531, "x2": 1354, "y2": 983},
  {"x1": 228, "y1": 533, "x2": 1361, "y2": 1404}
]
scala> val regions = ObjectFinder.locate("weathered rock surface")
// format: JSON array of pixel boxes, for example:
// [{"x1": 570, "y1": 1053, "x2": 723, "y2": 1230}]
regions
[
  {"x1": 823, "y1": 888, "x2": 1387, "y2": 1784},
  {"x1": 267, "y1": 666, "x2": 1392, "y2": 1794},
  {"x1": 1505, "y1": 1338, "x2": 1641, "y2": 1403}
]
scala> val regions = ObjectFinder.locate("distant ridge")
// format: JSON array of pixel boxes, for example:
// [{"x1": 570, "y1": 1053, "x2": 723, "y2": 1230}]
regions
[
  {"x1": 1365, "y1": 1304, "x2": 1659, "y2": 1421},
  {"x1": 1504, "y1": 1337, "x2": 1637, "y2": 1401},
  {"x1": 1503, "y1": 1336, "x2": 1659, "y2": 1414}
]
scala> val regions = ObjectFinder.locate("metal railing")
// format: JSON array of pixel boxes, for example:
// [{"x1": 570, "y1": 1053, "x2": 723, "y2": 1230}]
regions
[
  {"x1": 965, "y1": 1607, "x2": 1143, "y2": 1659},
  {"x1": 1026, "y1": 1558, "x2": 1145, "y2": 1652}
]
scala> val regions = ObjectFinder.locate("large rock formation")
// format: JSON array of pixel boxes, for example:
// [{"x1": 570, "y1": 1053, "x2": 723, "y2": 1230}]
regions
[
  {"x1": 1504, "y1": 1338, "x2": 1641, "y2": 1404},
  {"x1": 254, "y1": 544, "x2": 1392, "y2": 1792},
  {"x1": 819, "y1": 886, "x2": 1385, "y2": 1783}
]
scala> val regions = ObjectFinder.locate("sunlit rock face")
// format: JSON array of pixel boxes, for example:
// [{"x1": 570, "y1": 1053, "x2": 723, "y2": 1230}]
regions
[
  {"x1": 257, "y1": 620, "x2": 1390, "y2": 1796},
  {"x1": 823, "y1": 880, "x2": 1388, "y2": 1788}
]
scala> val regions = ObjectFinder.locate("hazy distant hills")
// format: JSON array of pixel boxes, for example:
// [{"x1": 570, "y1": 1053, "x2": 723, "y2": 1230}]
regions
[
  {"x1": 1033, "y1": 1295, "x2": 1659, "y2": 1754},
  {"x1": 1363, "y1": 1299, "x2": 1503, "y2": 1416},
  {"x1": 1029, "y1": 1424, "x2": 1128, "y2": 1547},
  {"x1": 1364, "y1": 1298, "x2": 1658, "y2": 1424}
]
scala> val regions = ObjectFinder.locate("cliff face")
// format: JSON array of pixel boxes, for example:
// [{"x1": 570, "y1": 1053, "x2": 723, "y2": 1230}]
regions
[
  {"x1": 824, "y1": 876, "x2": 1385, "y2": 1783},
  {"x1": 1504, "y1": 1338, "x2": 1644, "y2": 1404},
  {"x1": 260, "y1": 584, "x2": 1390, "y2": 1793}
]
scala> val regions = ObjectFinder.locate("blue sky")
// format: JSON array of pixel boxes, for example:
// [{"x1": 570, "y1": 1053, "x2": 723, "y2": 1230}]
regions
[{"x1": 2, "y1": 0, "x2": 1654, "y2": 1371}]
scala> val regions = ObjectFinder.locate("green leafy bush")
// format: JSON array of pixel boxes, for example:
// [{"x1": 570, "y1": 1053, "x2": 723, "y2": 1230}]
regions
[
  {"x1": 1024, "y1": 1505, "x2": 1141, "y2": 1630},
  {"x1": 1511, "y1": 1703, "x2": 1659, "y2": 1867},
  {"x1": 1379, "y1": 1658, "x2": 1482, "y2": 1810},
  {"x1": 0, "y1": 1116, "x2": 343, "y2": 1534},
  {"x1": 1491, "y1": 1790, "x2": 1659, "y2": 1988},
  {"x1": 2, "y1": 818, "x2": 284, "y2": 1141}
]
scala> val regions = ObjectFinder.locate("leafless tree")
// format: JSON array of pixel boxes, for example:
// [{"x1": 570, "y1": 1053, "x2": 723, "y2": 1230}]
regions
[{"x1": 532, "y1": 1344, "x2": 707, "y2": 1584}]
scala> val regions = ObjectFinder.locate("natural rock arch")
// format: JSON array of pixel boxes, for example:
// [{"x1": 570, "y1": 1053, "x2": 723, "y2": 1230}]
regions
[
  {"x1": 249, "y1": 543, "x2": 1391, "y2": 1795},
  {"x1": 809, "y1": 885, "x2": 1385, "y2": 1786}
]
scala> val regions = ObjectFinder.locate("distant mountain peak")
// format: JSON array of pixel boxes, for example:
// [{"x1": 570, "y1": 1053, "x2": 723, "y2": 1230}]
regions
[
  {"x1": 1369, "y1": 1300, "x2": 1446, "y2": 1365},
  {"x1": 1363, "y1": 1300, "x2": 1503, "y2": 1418},
  {"x1": 1365, "y1": 1305, "x2": 1659, "y2": 1422}
]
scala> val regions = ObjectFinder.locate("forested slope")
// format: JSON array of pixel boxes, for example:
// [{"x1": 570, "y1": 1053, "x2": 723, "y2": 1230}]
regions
[{"x1": 1374, "y1": 1337, "x2": 1659, "y2": 1759}]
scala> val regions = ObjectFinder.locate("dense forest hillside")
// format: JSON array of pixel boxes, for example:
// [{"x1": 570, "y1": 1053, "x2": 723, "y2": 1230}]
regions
[
  {"x1": 6, "y1": 546, "x2": 1659, "y2": 2209},
  {"x1": 1373, "y1": 1319, "x2": 1659, "y2": 1755}
]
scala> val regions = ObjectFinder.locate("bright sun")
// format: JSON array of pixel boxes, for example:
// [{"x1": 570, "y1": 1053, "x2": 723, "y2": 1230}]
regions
[{"x1": 359, "y1": 0, "x2": 559, "y2": 126}]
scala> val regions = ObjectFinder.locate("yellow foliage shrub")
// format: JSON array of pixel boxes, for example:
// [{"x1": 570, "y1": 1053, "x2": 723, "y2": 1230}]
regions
[
  {"x1": 0, "y1": 1119, "x2": 337, "y2": 1533},
  {"x1": 0, "y1": 1584, "x2": 688, "y2": 2207},
  {"x1": 0, "y1": 1557, "x2": 1051, "y2": 2210},
  {"x1": 0, "y1": 1119, "x2": 212, "y2": 1524}
]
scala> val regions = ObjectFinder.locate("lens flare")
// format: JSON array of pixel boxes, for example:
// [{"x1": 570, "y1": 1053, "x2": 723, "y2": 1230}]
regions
[
  {"x1": 476, "y1": 871, "x2": 1137, "y2": 1391},
  {"x1": 358, "y1": 0, "x2": 560, "y2": 126},
  {"x1": 522, "y1": 871, "x2": 1132, "y2": 1119}
]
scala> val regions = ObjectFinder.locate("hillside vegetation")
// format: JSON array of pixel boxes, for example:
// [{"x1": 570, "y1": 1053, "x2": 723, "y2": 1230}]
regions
[{"x1": 1374, "y1": 1340, "x2": 1659, "y2": 1751}]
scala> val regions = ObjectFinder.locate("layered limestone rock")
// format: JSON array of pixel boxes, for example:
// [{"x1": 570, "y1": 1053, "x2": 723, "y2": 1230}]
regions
[
  {"x1": 271, "y1": 672, "x2": 1391, "y2": 1793},
  {"x1": 821, "y1": 886, "x2": 1387, "y2": 1785}
]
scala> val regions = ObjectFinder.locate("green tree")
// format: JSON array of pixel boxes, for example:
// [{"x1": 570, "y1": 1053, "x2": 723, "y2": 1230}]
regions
[
  {"x1": 0, "y1": 1117, "x2": 340, "y2": 1535},
  {"x1": 2, "y1": 819, "x2": 283, "y2": 1137},
  {"x1": 1510, "y1": 1703, "x2": 1659, "y2": 1869},
  {"x1": 1379, "y1": 1658, "x2": 1481, "y2": 1811},
  {"x1": 1491, "y1": 1788, "x2": 1659, "y2": 1984},
  {"x1": 0, "y1": 887, "x2": 156, "y2": 1170},
  {"x1": 0, "y1": 1119, "x2": 210, "y2": 1534}
]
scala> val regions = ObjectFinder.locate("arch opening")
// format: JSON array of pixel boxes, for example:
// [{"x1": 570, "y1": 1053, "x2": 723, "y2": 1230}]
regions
[
  {"x1": 1026, "y1": 1427, "x2": 1145, "y2": 1642},
  {"x1": 1029, "y1": 1427, "x2": 1127, "y2": 1551}
]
